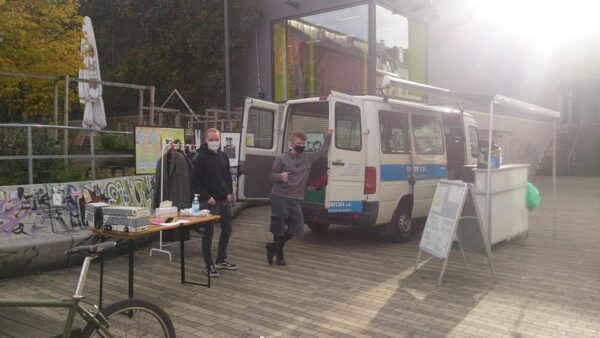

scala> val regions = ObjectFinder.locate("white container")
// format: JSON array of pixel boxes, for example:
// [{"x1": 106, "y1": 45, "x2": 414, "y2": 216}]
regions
[
  {"x1": 155, "y1": 206, "x2": 178, "y2": 217},
  {"x1": 473, "y1": 164, "x2": 530, "y2": 245}
]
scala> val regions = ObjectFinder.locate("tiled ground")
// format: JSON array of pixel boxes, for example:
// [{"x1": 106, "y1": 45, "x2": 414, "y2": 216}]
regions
[{"x1": 1, "y1": 176, "x2": 599, "y2": 337}]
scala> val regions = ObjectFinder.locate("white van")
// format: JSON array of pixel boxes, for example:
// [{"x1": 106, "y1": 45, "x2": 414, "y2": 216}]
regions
[{"x1": 239, "y1": 91, "x2": 479, "y2": 242}]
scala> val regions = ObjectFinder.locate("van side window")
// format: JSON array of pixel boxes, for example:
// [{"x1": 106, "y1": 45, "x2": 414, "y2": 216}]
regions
[
  {"x1": 335, "y1": 102, "x2": 361, "y2": 151},
  {"x1": 379, "y1": 110, "x2": 410, "y2": 153},
  {"x1": 246, "y1": 107, "x2": 274, "y2": 149},
  {"x1": 468, "y1": 125, "x2": 479, "y2": 157},
  {"x1": 412, "y1": 115, "x2": 444, "y2": 154}
]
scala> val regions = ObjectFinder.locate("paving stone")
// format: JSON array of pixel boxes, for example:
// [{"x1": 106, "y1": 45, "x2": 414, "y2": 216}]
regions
[{"x1": 0, "y1": 177, "x2": 599, "y2": 337}]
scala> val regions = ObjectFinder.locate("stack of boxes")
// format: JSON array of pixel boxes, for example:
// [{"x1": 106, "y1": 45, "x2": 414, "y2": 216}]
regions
[{"x1": 85, "y1": 203, "x2": 151, "y2": 233}]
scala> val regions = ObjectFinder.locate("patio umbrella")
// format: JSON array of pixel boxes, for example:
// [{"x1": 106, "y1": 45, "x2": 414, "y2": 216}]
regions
[{"x1": 79, "y1": 16, "x2": 107, "y2": 130}]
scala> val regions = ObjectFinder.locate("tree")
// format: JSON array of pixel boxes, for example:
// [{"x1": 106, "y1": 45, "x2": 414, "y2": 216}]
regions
[
  {"x1": 0, "y1": 0, "x2": 82, "y2": 122},
  {"x1": 78, "y1": 0, "x2": 260, "y2": 116}
]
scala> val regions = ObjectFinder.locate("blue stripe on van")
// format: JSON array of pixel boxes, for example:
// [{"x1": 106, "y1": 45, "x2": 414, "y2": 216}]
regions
[
  {"x1": 328, "y1": 201, "x2": 363, "y2": 213},
  {"x1": 380, "y1": 164, "x2": 448, "y2": 182}
]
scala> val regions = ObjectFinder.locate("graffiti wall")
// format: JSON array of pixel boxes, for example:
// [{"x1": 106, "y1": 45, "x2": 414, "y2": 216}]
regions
[{"x1": 0, "y1": 175, "x2": 154, "y2": 278}]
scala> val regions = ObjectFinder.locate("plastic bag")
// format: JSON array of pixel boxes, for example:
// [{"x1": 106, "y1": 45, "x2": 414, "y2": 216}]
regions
[{"x1": 526, "y1": 182, "x2": 541, "y2": 211}]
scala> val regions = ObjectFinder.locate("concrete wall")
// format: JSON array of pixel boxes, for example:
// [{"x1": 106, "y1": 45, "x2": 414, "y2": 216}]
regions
[{"x1": 0, "y1": 175, "x2": 153, "y2": 278}]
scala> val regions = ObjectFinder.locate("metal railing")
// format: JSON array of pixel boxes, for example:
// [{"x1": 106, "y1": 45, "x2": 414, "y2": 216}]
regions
[{"x1": 0, "y1": 123, "x2": 133, "y2": 185}]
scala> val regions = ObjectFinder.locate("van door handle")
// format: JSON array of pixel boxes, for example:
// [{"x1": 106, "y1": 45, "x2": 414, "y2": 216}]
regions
[{"x1": 332, "y1": 161, "x2": 345, "y2": 166}]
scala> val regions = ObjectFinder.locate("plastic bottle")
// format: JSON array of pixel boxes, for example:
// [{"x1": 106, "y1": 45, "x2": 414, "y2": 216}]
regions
[{"x1": 192, "y1": 194, "x2": 200, "y2": 214}]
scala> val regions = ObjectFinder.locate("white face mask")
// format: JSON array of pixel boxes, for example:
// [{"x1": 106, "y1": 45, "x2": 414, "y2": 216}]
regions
[{"x1": 207, "y1": 141, "x2": 220, "y2": 152}]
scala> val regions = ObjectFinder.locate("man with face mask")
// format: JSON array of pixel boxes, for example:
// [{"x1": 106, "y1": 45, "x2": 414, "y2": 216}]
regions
[
  {"x1": 266, "y1": 129, "x2": 333, "y2": 266},
  {"x1": 192, "y1": 128, "x2": 236, "y2": 277}
]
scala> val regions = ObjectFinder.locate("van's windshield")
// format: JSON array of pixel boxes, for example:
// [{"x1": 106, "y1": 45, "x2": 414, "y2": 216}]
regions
[{"x1": 285, "y1": 102, "x2": 329, "y2": 152}]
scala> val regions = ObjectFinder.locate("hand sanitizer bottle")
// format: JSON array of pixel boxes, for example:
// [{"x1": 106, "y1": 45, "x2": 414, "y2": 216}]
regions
[{"x1": 192, "y1": 194, "x2": 200, "y2": 214}]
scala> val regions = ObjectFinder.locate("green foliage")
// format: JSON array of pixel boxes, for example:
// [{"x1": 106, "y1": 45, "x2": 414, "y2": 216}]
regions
[
  {"x1": 99, "y1": 133, "x2": 131, "y2": 151},
  {"x1": 0, "y1": 0, "x2": 83, "y2": 122},
  {"x1": 78, "y1": 0, "x2": 260, "y2": 115},
  {"x1": 0, "y1": 136, "x2": 87, "y2": 185}
]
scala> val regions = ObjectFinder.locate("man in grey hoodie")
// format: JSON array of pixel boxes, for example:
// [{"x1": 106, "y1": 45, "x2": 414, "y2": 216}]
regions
[{"x1": 266, "y1": 129, "x2": 333, "y2": 266}]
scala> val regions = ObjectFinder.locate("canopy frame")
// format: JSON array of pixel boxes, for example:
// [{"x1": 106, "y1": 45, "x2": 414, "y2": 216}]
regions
[{"x1": 382, "y1": 75, "x2": 561, "y2": 238}]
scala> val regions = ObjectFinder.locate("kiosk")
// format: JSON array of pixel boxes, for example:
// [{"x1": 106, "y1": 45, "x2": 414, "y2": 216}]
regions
[{"x1": 473, "y1": 164, "x2": 530, "y2": 244}]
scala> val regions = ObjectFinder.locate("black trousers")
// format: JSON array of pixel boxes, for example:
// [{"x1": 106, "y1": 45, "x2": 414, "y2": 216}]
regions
[{"x1": 201, "y1": 200, "x2": 233, "y2": 268}]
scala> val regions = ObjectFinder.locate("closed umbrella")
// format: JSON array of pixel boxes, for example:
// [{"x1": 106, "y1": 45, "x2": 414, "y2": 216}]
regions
[{"x1": 79, "y1": 16, "x2": 106, "y2": 130}]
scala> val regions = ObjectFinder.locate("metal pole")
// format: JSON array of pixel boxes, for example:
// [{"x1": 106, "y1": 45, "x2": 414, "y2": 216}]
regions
[
  {"x1": 367, "y1": 1, "x2": 376, "y2": 93},
  {"x1": 138, "y1": 89, "x2": 144, "y2": 125},
  {"x1": 150, "y1": 86, "x2": 156, "y2": 125},
  {"x1": 553, "y1": 118, "x2": 557, "y2": 237},
  {"x1": 485, "y1": 100, "x2": 495, "y2": 245},
  {"x1": 27, "y1": 126, "x2": 33, "y2": 184},
  {"x1": 64, "y1": 75, "x2": 70, "y2": 166},
  {"x1": 53, "y1": 81, "x2": 59, "y2": 139},
  {"x1": 224, "y1": 0, "x2": 231, "y2": 129},
  {"x1": 90, "y1": 131, "x2": 96, "y2": 180}
]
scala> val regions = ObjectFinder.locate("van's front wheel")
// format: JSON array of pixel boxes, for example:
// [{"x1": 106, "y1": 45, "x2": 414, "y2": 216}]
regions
[
  {"x1": 386, "y1": 206, "x2": 412, "y2": 242},
  {"x1": 306, "y1": 222, "x2": 330, "y2": 233}
]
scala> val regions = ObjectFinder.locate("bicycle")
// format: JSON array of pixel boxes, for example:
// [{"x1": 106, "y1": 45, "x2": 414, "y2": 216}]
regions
[{"x1": 0, "y1": 241, "x2": 176, "y2": 338}]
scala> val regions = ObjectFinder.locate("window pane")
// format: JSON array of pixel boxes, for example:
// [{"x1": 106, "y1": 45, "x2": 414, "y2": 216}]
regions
[
  {"x1": 286, "y1": 102, "x2": 329, "y2": 152},
  {"x1": 246, "y1": 108, "x2": 274, "y2": 149},
  {"x1": 412, "y1": 115, "x2": 444, "y2": 154},
  {"x1": 335, "y1": 102, "x2": 361, "y2": 151},
  {"x1": 375, "y1": 5, "x2": 426, "y2": 100},
  {"x1": 468, "y1": 126, "x2": 479, "y2": 157},
  {"x1": 273, "y1": 5, "x2": 368, "y2": 99},
  {"x1": 379, "y1": 110, "x2": 410, "y2": 153}
]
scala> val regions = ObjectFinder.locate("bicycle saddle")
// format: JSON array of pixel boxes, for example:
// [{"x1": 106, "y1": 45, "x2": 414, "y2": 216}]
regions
[{"x1": 65, "y1": 241, "x2": 116, "y2": 256}]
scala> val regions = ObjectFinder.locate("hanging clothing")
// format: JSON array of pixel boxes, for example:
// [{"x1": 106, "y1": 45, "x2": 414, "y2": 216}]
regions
[{"x1": 153, "y1": 150, "x2": 193, "y2": 209}]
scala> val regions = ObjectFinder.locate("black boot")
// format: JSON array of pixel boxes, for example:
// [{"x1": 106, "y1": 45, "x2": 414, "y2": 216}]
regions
[
  {"x1": 265, "y1": 242, "x2": 276, "y2": 266},
  {"x1": 275, "y1": 245, "x2": 285, "y2": 266}
]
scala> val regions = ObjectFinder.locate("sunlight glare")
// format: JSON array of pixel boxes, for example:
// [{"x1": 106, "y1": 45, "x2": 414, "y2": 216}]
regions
[{"x1": 466, "y1": 0, "x2": 600, "y2": 49}]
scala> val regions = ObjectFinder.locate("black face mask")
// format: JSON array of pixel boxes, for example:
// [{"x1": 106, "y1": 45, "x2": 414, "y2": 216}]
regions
[{"x1": 294, "y1": 145, "x2": 305, "y2": 153}]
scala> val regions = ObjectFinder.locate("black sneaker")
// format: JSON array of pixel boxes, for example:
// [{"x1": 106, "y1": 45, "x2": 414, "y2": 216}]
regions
[
  {"x1": 205, "y1": 266, "x2": 219, "y2": 277},
  {"x1": 215, "y1": 260, "x2": 238, "y2": 270}
]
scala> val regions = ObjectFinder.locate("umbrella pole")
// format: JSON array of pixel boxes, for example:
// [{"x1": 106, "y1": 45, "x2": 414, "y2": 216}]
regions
[{"x1": 64, "y1": 75, "x2": 70, "y2": 166}]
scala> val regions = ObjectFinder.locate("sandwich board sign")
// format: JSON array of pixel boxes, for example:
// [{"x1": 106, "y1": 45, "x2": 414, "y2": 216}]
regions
[{"x1": 414, "y1": 180, "x2": 496, "y2": 286}]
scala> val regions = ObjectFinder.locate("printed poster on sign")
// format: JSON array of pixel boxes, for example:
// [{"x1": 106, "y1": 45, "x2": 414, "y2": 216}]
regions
[
  {"x1": 306, "y1": 133, "x2": 325, "y2": 153},
  {"x1": 430, "y1": 185, "x2": 447, "y2": 213},
  {"x1": 135, "y1": 126, "x2": 185, "y2": 174},
  {"x1": 220, "y1": 132, "x2": 240, "y2": 168}
]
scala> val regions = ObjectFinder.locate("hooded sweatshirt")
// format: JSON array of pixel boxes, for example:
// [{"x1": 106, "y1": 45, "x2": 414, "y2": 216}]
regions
[{"x1": 191, "y1": 143, "x2": 233, "y2": 202}]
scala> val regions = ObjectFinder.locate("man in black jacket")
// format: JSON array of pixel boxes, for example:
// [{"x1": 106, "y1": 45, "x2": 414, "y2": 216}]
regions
[{"x1": 192, "y1": 128, "x2": 237, "y2": 277}]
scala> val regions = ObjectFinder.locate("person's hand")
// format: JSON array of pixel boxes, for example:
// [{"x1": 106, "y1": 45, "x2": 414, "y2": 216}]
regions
[
  {"x1": 328, "y1": 129, "x2": 334, "y2": 135},
  {"x1": 207, "y1": 197, "x2": 217, "y2": 206},
  {"x1": 227, "y1": 194, "x2": 232, "y2": 202},
  {"x1": 280, "y1": 172, "x2": 289, "y2": 183}
]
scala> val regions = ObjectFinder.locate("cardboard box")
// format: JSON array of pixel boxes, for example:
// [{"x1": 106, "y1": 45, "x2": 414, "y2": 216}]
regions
[
  {"x1": 105, "y1": 224, "x2": 150, "y2": 233},
  {"x1": 84, "y1": 202, "x2": 110, "y2": 228},
  {"x1": 103, "y1": 215, "x2": 150, "y2": 227},
  {"x1": 103, "y1": 206, "x2": 150, "y2": 218}
]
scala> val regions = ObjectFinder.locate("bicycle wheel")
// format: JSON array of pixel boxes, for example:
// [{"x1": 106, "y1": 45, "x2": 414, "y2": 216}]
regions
[{"x1": 82, "y1": 298, "x2": 176, "y2": 338}]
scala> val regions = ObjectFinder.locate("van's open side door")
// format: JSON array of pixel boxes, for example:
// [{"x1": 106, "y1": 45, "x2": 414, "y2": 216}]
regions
[
  {"x1": 325, "y1": 91, "x2": 366, "y2": 213},
  {"x1": 239, "y1": 97, "x2": 280, "y2": 200}
]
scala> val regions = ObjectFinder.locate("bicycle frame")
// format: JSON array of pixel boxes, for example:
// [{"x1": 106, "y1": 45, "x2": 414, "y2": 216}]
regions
[{"x1": 0, "y1": 255, "x2": 115, "y2": 338}]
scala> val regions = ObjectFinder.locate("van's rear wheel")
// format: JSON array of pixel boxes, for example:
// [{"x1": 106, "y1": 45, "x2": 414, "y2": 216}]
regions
[
  {"x1": 387, "y1": 206, "x2": 412, "y2": 242},
  {"x1": 307, "y1": 222, "x2": 330, "y2": 233}
]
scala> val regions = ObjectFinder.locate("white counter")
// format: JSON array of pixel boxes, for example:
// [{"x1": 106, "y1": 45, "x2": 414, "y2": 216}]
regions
[{"x1": 473, "y1": 164, "x2": 530, "y2": 245}]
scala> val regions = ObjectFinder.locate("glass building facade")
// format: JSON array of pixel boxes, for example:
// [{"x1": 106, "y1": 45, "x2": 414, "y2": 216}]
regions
[{"x1": 273, "y1": 3, "x2": 427, "y2": 101}]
